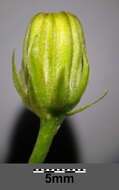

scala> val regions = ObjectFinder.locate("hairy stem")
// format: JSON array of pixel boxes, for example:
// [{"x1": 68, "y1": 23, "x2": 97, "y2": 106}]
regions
[{"x1": 28, "y1": 115, "x2": 64, "y2": 163}]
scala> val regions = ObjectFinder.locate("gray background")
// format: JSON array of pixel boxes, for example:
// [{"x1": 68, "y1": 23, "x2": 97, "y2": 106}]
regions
[
  {"x1": 0, "y1": 164, "x2": 119, "y2": 189},
  {"x1": 0, "y1": 0, "x2": 119, "y2": 163}
]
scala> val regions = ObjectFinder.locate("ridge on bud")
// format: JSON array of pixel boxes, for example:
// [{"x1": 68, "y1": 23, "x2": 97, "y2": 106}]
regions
[{"x1": 12, "y1": 11, "x2": 108, "y2": 118}]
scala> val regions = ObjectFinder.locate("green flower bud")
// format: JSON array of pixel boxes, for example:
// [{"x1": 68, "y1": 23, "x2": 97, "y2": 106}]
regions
[
  {"x1": 12, "y1": 11, "x2": 108, "y2": 163},
  {"x1": 12, "y1": 11, "x2": 90, "y2": 117}
]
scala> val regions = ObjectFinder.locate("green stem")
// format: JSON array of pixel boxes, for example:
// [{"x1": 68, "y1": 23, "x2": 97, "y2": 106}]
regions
[{"x1": 28, "y1": 115, "x2": 64, "y2": 163}]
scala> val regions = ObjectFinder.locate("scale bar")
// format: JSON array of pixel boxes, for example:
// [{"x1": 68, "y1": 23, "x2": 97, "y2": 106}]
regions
[{"x1": 33, "y1": 168, "x2": 86, "y2": 174}]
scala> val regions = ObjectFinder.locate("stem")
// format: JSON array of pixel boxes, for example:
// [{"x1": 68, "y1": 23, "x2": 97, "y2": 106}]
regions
[{"x1": 28, "y1": 115, "x2": 64, "y2": 163}]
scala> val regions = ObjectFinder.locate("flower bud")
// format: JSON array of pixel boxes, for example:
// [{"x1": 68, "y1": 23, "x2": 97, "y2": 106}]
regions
[{"x1": 12, "y1": 11, "x2": 90, "y2": 117}]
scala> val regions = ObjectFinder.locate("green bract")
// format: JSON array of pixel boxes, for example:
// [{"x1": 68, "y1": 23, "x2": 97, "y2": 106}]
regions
[{"x1": 12, "y1": 11, "x2": 90, "y2": 118}]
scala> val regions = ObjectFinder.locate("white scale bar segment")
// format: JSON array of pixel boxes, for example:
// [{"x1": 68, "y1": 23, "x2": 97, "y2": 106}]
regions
[
  {"x1": 33, "y1": 171, "x2": 44, "y2": 173},
  {"x1": 75, "y1": 169, "x2": 86, "y2": 173},
  {"x1": 54, "y1": 171, "x2": 65, "y2": 173}
]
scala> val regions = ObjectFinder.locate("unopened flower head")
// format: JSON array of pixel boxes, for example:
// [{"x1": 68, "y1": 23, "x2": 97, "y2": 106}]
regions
[{"x1": 12, "y1": 11, "x2": 90, "y2": 117}]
